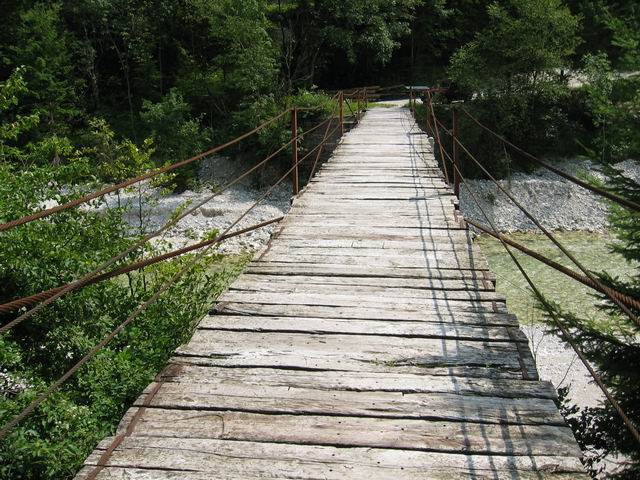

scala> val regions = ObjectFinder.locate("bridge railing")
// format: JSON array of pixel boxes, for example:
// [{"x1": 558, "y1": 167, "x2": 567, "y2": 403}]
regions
[
  {"x1": 418, "y1": 92, "x2": 640, "y2": 446},
  {"x1": 0, "y1": 87, "x2": 369, "y2": 440}
]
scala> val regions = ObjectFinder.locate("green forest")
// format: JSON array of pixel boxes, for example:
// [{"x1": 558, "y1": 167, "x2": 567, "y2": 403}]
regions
[{"x1": 1, "y1": 0, "x2": 639, "y2": 478}]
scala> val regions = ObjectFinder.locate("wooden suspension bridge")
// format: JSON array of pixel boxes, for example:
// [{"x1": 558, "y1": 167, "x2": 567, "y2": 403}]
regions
[{"x1": 75, "y1": 105, "x2": 586, "y2": 479}]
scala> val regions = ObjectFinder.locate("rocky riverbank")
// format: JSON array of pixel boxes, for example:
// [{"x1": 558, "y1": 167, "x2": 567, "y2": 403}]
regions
[{"x1": 460, "y1": 158, "x2": 640, "y2": 232}]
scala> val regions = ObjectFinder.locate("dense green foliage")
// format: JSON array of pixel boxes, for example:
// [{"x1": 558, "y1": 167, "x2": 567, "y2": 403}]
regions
[
  {"x1": 0, "y1": 161, "x2": 249, "y2": 478},
  {"x1": 446, "y1": 0, "x2": 580, "y2": 174},
  {"x1": 1, "y1": 0, "x2": 637, "y2": 178},
  {"x1": 425, "y1": 0, "x2": 638, "y2": 178},
  {"x1": 0, "y1": 0, "x2": 420, "y2": 169},
  {"x1": 0, "y1": 65, "x2": 248, "y2": 479},
  {"x1": 0, "y1": 177, "x2": 245, "y2": 478}
]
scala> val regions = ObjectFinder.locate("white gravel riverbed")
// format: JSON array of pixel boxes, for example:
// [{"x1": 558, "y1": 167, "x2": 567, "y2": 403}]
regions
[
  {"x1": 100, "y1": 181, "x2": 293, "y2": 254},
  {"x1": 460, "y1": 158, "x2": 640, "y2": 232}
]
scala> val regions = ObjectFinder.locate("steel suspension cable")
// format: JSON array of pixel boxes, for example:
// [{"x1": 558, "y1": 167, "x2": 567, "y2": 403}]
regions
[
  {"x1": 0, "y1": 120, "x2": 340, "y2": 440},
  {"x1": 0, "y1": 217, "x2": 283, "y2": 315},
  {"x1": 465, "y1": 217, "x2": 640, "y2": 312},
  {"x1": 431, "y1": 113, "x2": 640, "y2": 328},
  {"x1": 459, "y1": 106, "x2": 640, "y2": 212},
  {"x1": 426, "y1": 91, "x2": 450, "y2": 185},
  {"x1": 453, "y1": 152, "x2": 640, "y2": 445},
  {"x1": 0, "y1": 112, "x2": 336, "y2": 335},
  {"x1": 425, "y1": 105, "x2": 640, "y2": 443},
  {"x1": 0, "y1": 110, "x2": 292, "y2": 232},
  {"x1": 307, "y1": 99, "x2": 341, "y2": 183}
]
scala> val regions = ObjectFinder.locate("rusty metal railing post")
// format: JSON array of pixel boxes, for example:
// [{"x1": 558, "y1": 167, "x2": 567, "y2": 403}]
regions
[
  {"x1": 409, "y1": 87, "x2": 413, "y2": 115},
  {"x1": 425, "y1": 89, "x2": 433, "y2": 137},
  {"x1": 291, "y1": 107, "x2": 299, "y2": 195},
  {"x1": 411, "y1": 88, "x2": 417, "y2": 116},
  {"x1": 452, "y1": 103, "x2": 461, "y2": 198},
  {"x1": 339, "y1": 91, "x2": 344, "y2": 135}
]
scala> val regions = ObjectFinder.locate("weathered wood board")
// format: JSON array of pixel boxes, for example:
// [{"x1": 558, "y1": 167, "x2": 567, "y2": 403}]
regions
[{"x1": 76, "y1": 106, "x2": 585, "y2": 478}]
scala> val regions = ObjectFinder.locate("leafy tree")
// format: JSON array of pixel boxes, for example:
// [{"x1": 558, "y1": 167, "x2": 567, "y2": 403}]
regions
[
  {"x1": 0, "y1": 68, "x2": 40, "y2": 164},
  {"x1": 447, "y1": 0, "x2": 581, "y2": 174},
  {"x1": 10, "y1": 3, "x2": 83, "y2": 138},
  {"x1": 0, "y1": 66, "x2": 84, "y2": 168},
  {"x1": 272, "y1": 0, "x2": 422, "y2": 88},
  {"x1": 140, "y1": 88, "x2": 211, "y2": 190},
  {"x1": 450, "y1": 0, "x2": 579, "y2": 98},
  {"x1": 409, "y1": 0, "x2": 490, "y2": 72},
  {"x1": 566, "y1": 0, "x2": 640, "y2": 70},
  {"x1": 576, "y1": 52, "x2": 640, "y2": 164}
]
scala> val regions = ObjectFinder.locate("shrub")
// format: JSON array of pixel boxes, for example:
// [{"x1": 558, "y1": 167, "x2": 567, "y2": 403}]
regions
[{"x1": 141, "y1": 89, "x2": 213, "y2": 191}]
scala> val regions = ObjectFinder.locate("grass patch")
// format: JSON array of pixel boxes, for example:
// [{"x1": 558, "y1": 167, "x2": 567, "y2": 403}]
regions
[{"x1": 477, "y1": 231, "x2": 636, "y2": 325}]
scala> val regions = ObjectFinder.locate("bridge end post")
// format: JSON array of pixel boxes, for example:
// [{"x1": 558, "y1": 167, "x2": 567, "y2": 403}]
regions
[
  {"x1": 452, "y1": 103, "x2": 461, "y2": 198},
  {"x1": 425, "y1": 90, "x2": 434, "y2": 137},
  {"x1": 339, "y1": 91, "x2": 344, "y2": 135},
  {"x1": 291, "y1": 107, "x2": 299, "y2": 195}
]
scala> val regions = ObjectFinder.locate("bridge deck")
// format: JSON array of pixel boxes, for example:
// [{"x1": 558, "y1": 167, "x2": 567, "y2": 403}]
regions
[{"x1": 77, "y1": 107, "x2": 585, "y2": 479}]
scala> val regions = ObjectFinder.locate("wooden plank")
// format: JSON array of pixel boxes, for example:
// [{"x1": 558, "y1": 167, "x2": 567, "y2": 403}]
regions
[
  {"x1": 136, "y1": 382, "x2": 562, "y2": 425},
  {"x1": 289, "y1": 204, "x2": 455, "y2": 213},
  {"x1": 316, "y1": 169, "x2": 441, "y2": 175},
  {"x1": 216, "y1": 302, "x2": 517, "y2": 326},
  {"x1": 278, "y1": 226, "x2": 473, "y2": 239},
  {"x1": 292, "y1": 197, "x2": 457, "y2": 206},
  {"x1": 292, "y1": 198, "x2": 456, "y2": 207},
  {"x1": 237, "y1": 272, "x2": 495, "y2": 291},
  {"x1": 79, "y1": 437, "x2": 587, "y2": 479},
  {"x1": 217, "y1": 291, "x2": 505, "y2": 313},
  {"x1": 113, "y1": 408, "x2": 581, "y2": 457},
  {"x1": 306, "y1": 180, "x2": 446, "y2": 187},
  {"x1": 174, "y1": 355, "x2": 529, "y2": 380},
  {"x1": 262, "y1": 246, "x2": 489, "y2": 263},
  {"x1": 175, "y1": 330, "x2": 536, "y2": 378},
  {"x1": 244, "y1": 263, "x2": 495, "y2": 280},
  {"x1": 77, "y1": 465, "x2": 584, "y2": 480},
  {"x1": 287, "y1": 207, "x2": 457, "y2": 218},
  {"x1": 229, "y1": 279, "x2": 505, "y2": 302},
  {"x1": 271, "y1": 239, "x2": 480, "y2": 253},
  {"x1": 160, "y1": 364, "x2": 555, "y2": 398},
  {"x1": 199, "y1": 315, "x2": 524, "y2": 341},
  {"x1": 259, "y1": 246, "x2": 487, "y2": 263},
  {"x1": 282, "y1": 216, "x2": 460, "y2": 228},
  {"x1": 300, "y1": 193, "x2": 455, "y2": 200},
  {"x1": 253, "y1": 254, "x2": 488, "y2": 271},
  {"x1": 306, "y1": 184, "x2": 448, "y2": 191},
  {"x1": 274, "y1": 233, "x2": 471, "y2": 245}
]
